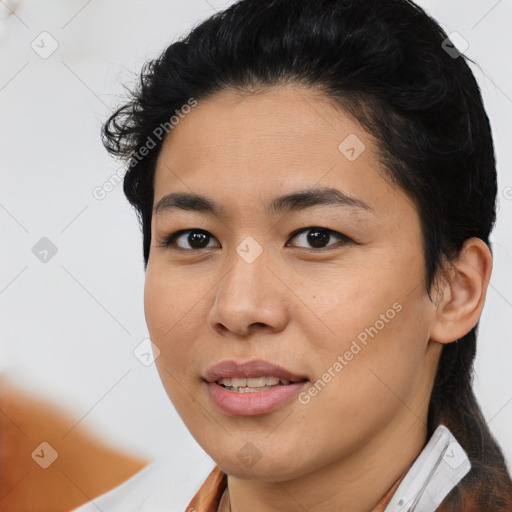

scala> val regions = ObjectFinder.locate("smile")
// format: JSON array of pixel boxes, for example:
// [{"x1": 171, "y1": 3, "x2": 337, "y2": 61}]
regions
[{"x1": 217, "y1": 376, "x2": 299, "y2": 392}]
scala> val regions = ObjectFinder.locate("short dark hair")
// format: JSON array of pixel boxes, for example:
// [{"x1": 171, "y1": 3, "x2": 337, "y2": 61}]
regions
[{"x1": 102, "y1": 0, "x2": 512, "y2": 506}]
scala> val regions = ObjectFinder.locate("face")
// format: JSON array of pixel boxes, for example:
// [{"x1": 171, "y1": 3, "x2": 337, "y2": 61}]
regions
[{"x1": 144, "y1": 86, "x2": 441, "y2": 481}]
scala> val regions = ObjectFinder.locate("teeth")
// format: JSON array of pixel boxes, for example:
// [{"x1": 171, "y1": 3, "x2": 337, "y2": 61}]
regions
[
  {"x1": 247, "y1": 376, "x2": 267, "y2": 387},
  {"x1": 217, "y1": 376, "x2": 292, "y2": 391},
  {"x1": 236, "y1": 386, "x2": 270, "y2": 393}
]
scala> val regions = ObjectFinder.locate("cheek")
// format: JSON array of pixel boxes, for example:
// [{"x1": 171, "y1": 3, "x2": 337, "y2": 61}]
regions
[
  {"x1": 317, "y1": 292, "x2": 432, "y2": 415},
  {"x1": 144, "y1": 268, "x2": 206, "y2": 414},
  {"x1": 144, "y1": 263, "x2": 204, "y2": 337},
  {"x1": 143, "y1": 266, "x2": 204, "y2": 383},
  {"x1": 144, "y1": 270, "x2": 172, "y2": 340},
  {"x1": 298, "y1": 258, "x2": 415, "y2": 352},
  {"x1": 304, "y1": 253, "x2": 432, "y2": 399}
]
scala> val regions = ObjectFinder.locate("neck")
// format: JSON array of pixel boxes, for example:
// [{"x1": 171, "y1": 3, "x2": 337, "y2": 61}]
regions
[{"x1": 225, "y1": 414, "x2": 428, "y2": 512}]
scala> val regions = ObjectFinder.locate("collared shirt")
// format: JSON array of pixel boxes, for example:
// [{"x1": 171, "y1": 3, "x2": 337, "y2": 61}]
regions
[{"x1": 71, "y1": 425, "x2": 471, "y2": 512}]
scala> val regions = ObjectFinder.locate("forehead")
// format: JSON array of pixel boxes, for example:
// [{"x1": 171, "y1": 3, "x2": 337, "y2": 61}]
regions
[
  {"x1": 156, "y1": 86, "x2": 361, "y2": 170},
  {"x1": 152, "y1": 86, "x2": 414, "y2": 220}
]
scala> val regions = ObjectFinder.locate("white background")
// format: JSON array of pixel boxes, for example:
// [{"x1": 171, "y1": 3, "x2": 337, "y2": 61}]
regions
[{"x1": 1, "y1": 0, "x2": 511, "y2": 505}]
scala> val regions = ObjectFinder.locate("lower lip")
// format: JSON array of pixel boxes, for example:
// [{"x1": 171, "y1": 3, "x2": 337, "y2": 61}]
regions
[{"x1": 206, "y1": 381, "x2": 308, "y2": 416}]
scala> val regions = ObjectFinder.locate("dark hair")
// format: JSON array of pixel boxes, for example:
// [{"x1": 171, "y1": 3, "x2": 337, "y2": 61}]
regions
[{"x1": 102, "y1": 0, "x2": 512, "y2": 506}]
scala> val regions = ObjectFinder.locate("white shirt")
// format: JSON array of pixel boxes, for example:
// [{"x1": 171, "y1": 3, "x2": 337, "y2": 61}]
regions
[{"x1": 71, "y1": 425, "x2": 471, "y2": 512}]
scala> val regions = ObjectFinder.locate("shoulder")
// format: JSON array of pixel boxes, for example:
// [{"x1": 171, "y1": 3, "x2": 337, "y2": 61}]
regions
[{"x1": 70, "y1": 459, "x2": 213, "y2": 512}]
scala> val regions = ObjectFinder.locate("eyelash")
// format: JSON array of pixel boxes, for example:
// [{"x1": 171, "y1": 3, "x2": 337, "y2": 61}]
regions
[{"x1": 157, "y1": 227, "x2": 353, "y2": 252}]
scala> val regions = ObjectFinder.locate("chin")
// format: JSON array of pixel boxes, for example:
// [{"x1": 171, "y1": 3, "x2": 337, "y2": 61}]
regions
[{"x1": 213, "y1": 447, "x2": 312, "y2": 482}]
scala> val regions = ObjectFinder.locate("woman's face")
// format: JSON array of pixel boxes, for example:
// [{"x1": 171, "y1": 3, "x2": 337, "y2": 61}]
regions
[{"x1": 145, "y1": 86, "x2": 442, "y2": 481}]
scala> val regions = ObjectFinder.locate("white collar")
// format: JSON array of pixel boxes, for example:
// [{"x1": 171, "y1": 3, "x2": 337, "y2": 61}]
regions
[{"x1": 384, "y1": 424, "x2": 471, "y2": 512}]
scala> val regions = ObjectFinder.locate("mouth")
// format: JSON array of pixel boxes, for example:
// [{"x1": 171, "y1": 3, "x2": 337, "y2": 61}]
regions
[
  {"x1": 204, "y1": 359, "x2": 309, "y2": 416},
  {"x1": 216, "y1": 376, "x2": 306, "y2": 393},
  {"x1": 204, "y1": 358, "x2": 308, "y2": 383}
]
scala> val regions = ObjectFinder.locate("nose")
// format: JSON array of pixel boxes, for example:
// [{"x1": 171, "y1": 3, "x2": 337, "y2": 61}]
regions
[{"x1": 207, "y1": 245, "x2": 290, "y2": 338}]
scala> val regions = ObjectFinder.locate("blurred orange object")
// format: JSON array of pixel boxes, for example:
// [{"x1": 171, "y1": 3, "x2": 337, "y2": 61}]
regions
[{"x1": 0, "y1": 382, "x2": 148, "y2": 512}]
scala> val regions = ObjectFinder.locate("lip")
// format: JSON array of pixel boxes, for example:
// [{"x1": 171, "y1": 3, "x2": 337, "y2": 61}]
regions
[
  {"x1": 204, "y1": 359, "x2": 308, "y2": 383},
  {"x1": 204, "y1": 359, "x2": 308, "y2": 416},
  {"x1": 206, "y1": 381, "x2": 308, "y2": 416}
]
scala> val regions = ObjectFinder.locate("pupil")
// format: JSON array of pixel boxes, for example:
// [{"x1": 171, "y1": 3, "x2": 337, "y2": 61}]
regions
[
  {"x1": 189, "y1": 231, "x2": 209, "y2": 248},
  {"x1": 308, "y1": 229, "x2": 329, "y2": 248}
]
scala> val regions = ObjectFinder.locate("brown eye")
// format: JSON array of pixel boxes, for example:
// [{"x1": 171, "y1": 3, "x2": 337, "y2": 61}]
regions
[
  {"x1": 163, "y1": 229, "x2": 220, "y2": 250},
  {"x1": 287, "y1": 227, "x2": 352, "y2": 250}
]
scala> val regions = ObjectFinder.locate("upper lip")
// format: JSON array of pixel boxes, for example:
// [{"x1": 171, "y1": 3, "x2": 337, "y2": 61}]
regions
[{"x1": 204, "y1": 359, "x2": 308, "y2": 383}]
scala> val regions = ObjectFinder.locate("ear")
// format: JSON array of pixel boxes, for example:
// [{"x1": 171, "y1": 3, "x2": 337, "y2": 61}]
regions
[{"x1": 429, "y1": 238, "x2": 493, "y2": 344}]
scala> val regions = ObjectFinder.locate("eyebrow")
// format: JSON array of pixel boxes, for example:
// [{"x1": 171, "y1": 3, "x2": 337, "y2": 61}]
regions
[{"x1": 153, "y1": 187, "x2": 373, "y2": 217}]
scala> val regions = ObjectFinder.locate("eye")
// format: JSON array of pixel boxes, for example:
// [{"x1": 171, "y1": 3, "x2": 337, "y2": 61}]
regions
[
  {"x1": 158, "y1": 226, "x2": 352, "y2": 252},
  {"x1": 159, "y1": 229, "x2": 220, "y2": 250},
  {"x1": 286, "y1": 227, "x2": 352, "y2": 250}
]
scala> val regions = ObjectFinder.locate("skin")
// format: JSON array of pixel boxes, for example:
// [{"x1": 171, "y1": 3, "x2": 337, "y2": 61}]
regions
[{"x1": 144, "y1": 85, "x2": 492, "y2": 512}]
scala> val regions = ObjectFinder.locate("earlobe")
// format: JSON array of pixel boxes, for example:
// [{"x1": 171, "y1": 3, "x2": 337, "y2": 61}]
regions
[{"x1": 429, "y1": 238, "x2": 493, "y2": 344}]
